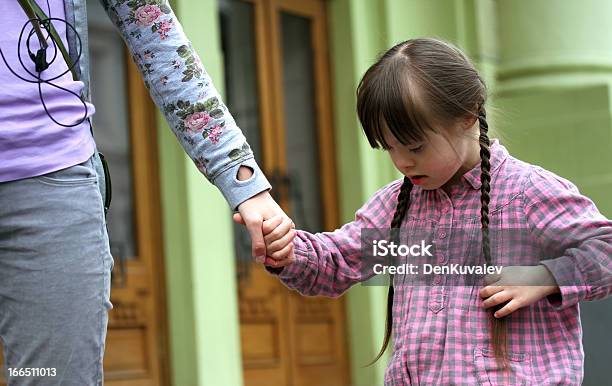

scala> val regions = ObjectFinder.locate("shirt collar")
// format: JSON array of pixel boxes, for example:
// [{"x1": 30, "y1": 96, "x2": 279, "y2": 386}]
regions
[{"x1": 461, "y1": 139, "x2": 508, "y2": 190}]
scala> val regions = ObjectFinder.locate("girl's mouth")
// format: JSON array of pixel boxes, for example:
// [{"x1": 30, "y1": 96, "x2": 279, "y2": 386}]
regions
[{"x1": 409, "y1": 175, "x2": 427, "y2": 184}]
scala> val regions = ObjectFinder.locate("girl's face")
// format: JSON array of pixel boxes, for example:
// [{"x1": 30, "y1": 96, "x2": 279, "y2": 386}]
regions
[{"x1": 383, "y1": 119, "x2": 481, "y2": 192}]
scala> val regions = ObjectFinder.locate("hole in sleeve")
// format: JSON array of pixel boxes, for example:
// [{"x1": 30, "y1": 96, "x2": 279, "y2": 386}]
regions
[{"x1": 236, "y1": 165, "x2": 255, "y2": 182}]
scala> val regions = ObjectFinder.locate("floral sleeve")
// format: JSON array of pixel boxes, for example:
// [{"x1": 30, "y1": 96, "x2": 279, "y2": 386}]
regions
[{"x1": 99, "y1": 0, "x2": 271, "y2": 209}]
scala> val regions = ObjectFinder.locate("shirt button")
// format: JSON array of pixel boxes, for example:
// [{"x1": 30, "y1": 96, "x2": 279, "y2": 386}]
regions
[
  {"x1": 439, "y1": 232, "x2": 447, "y2": 239},
  {"x1": 434, "y1": 276, "x2": 442, "y2": 285},
  {"x1": 437, "y1": 254, "x2": 445, "y2": 263},
  {"x1": 442, "y1": 207, "x2": 449, "y2": 214}
]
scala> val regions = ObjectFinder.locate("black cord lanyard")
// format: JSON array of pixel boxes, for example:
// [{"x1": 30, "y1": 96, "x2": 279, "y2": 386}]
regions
[
  {"x1": 16, "y1": 0, "x2": 77, "y2": 80},
  {"x1": 0, "y1": 0, "x2": 88, "y2": 127}
]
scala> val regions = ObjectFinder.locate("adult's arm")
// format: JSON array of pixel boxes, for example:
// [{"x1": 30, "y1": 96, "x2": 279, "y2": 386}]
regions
[
  {"x1": 99, "y1": 0, "x2": 293, "y2": 259},
  {"x1": 99, "y1": 0, "x2": 269, "y2": 209}
]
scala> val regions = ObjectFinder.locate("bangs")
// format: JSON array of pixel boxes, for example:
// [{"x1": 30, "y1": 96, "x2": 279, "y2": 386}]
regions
[{"x1": 357, "y1": 57, "x2": 436, "y2": 149}]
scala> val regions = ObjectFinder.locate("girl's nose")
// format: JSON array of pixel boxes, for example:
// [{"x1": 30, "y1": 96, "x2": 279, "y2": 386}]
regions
[{"x1": 398, "y1": 154, "x2": 417, "y2": 168}]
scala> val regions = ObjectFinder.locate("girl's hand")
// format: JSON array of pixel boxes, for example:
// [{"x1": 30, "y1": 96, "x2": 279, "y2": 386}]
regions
[
  {"x1": 260, "y1": 214, "x2": 296, "y2": 268},
  {"x1": 479, "y1": 265, "x2": 560, "y2": 318}
]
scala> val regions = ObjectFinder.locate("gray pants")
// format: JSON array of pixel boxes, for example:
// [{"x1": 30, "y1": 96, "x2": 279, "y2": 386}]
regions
[{"x1": 0, "y1": 156, "x2": 114, "y2": 385}]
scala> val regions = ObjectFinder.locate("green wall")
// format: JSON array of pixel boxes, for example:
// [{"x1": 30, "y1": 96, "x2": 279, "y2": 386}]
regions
[
  {"x1": 326, "y1": 1, "x2": 393, "y2": 384},
  {"x1": 494, "y1": 0, "x2": 612, "y2": 217}
]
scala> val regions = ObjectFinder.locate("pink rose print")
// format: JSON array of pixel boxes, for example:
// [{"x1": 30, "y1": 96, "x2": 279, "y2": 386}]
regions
[
  {"x1": 184, "y1": 112, "x2": 211, "y2": 133},
  {"x1": 207, "y1": 125, "x2": 223, "y2": 144},
  {"x1": 135, "y1": 5, "x2": 162, "y2": 27},
  {"x1": 157, "y1": 19, "x2": 173, "y2": 40}
]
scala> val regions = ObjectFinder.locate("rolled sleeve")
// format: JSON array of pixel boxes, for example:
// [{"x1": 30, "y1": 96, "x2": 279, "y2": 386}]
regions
[
  {"x1": 539, "y1": 258, "x2": 589, "y2": 310},
  {"x1": 265, "y1": 239, "x2": 316, "y2": 290},
  {"x1": 524, "y1": 167, "x2": 612, "y2": 310}
]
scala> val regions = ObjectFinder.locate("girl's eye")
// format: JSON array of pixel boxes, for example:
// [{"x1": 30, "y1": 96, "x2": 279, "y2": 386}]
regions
[{"x1": 409, "y1": 145, "x2": 424, "y2": 153}]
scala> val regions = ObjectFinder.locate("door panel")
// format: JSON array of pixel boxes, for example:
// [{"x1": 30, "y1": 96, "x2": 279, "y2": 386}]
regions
[{"x1": 219, "y1": 1, "x2": 349, "y2": 386}]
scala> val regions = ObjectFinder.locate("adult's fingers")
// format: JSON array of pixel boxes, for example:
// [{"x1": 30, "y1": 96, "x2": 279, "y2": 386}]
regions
[
  {"x1": 244, "y1": 216, "x2": 266, "y2": 263},
  {"x1": 233, "y1": 213, "x2": 246, "y2": 225}
]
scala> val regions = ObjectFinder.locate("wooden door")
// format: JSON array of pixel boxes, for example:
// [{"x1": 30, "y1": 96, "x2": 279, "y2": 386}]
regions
[{"x1": 220, "y1": 1, "x2": 351, "y2": 385}]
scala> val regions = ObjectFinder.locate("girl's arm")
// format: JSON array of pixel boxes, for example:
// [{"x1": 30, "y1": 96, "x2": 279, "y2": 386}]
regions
[
  {"x1": 100, "y1": 0, "x2": 270, "y2": 209},
  {"x1": 524, "y1": 167, "x2": 612, "y2": 310},
  {"x1": 267, "y1": 180, "x2": 403, "y2": 297}
]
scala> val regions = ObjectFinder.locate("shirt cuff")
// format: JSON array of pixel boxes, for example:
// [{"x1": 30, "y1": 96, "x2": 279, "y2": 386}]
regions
[
  {"x1": 540, "y1": 257, "x2": 588, "y2": 310},
  {"x1": 212, "y1": 157, "x2": 271, "y2": 210},
  {"x1": 265, "y1": 250, "x2": 310, "y2": 279}
]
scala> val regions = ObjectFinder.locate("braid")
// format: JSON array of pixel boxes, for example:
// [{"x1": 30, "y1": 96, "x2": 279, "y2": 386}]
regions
[
  {"x1": 478, "y1": 109, "x2": 491, "y2": 264},
  {"x1": 478, "y1": 108, "x2": 509, "y2": 370},
  {"x1": 367, "y1": 177, "x2": 413, "y2": 366},
  {"x1": 391, "y1": 177, "x2": 413, "y2": 230}
]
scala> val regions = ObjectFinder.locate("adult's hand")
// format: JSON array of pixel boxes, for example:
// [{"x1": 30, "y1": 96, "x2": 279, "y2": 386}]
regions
[{"x1": 234, "y1": 190, "x2": 294, "y2": 265}]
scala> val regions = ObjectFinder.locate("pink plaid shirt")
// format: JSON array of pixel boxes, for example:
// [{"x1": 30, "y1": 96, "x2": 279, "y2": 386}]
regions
[{"x1": 271, "y1": 140, "x2": 612, "y2": 385}]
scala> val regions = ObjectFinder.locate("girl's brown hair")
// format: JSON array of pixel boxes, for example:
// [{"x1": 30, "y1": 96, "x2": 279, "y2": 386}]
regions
[{"x1": 356, "y1": 38, "x2": 508, "y2": 368}]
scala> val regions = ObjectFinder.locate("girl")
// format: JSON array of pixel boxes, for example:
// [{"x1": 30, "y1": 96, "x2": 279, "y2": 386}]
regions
[{"x1": 248, "y1": 38, "x2": 612, "y2": 385}]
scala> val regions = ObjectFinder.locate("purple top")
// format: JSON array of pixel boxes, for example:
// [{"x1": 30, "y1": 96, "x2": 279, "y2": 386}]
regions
[{"x1": 0, "y1": 0, "x2": 95, "y2": 182}]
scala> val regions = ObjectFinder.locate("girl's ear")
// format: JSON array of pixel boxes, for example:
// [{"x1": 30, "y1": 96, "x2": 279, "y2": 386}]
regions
[{"x1": 462, "y1": 115, "x2": 478, "y2": 131}]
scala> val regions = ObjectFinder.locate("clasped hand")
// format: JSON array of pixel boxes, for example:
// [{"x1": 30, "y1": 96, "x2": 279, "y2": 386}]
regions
[
  {"x1": 234, "y1": 195, "x2": 296, "y2": 268},
  {"x1": 479, "y1": 265, "x2": 560, "y2": 318}
]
